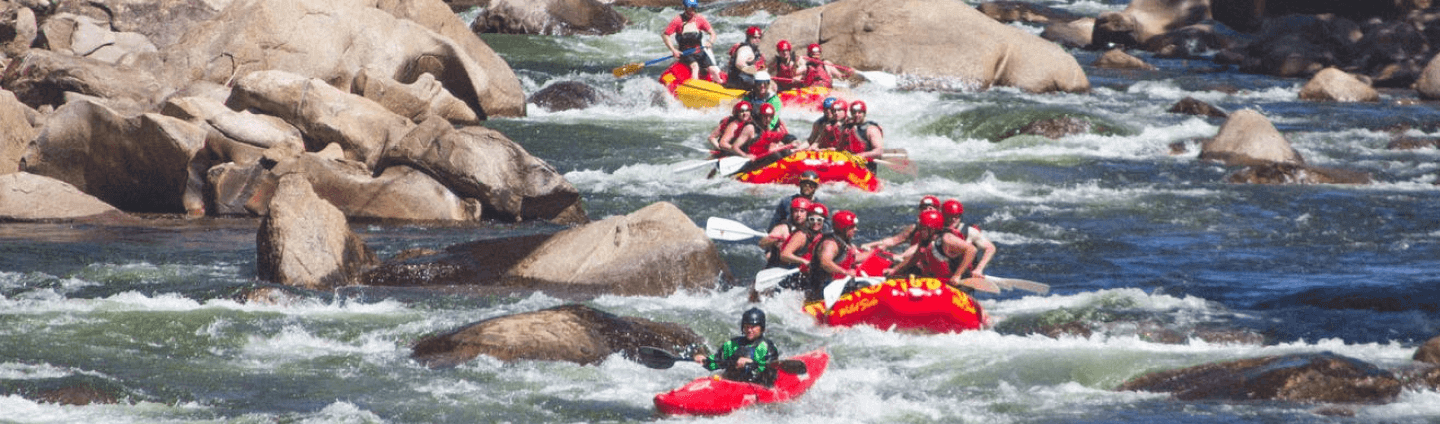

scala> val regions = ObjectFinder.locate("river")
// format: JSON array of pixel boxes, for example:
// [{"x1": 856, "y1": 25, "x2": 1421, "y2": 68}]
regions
[{"x1": 3, "y1": 1, "x2": 1440, "y2": 423}]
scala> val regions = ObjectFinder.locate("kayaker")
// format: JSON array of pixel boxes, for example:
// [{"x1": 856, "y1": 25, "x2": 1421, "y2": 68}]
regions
[
  {"x1": 807, "y1": 97, "x2": 848, "y2": 150},
  {"x1": 771, "y1": 40, "x2": 805, "y2": 92},
  {"x1": 724, "y1": 26, "x2": 767, "y2": 91},
  {"x1": 765, "y1": 170, "x2": 820, "y2": 229},
  {"x1": 943, "y1": 198, "x2": 996, "y2": 279},
  {"x1": 741, "y1": 71, "x2": 783, "y2": 129},
  {"x1": 806, "y1": 210, "x2": 875, "y2": 302},
  {"x1": 760, "y1": 196, "x2": 810, "y2": 268},
  {"x1": 692, "y1": 308, "x2": 780, "y2": 386},
  {"x1": 778, "y1": 202, "x2": 828, "y2": 278},
  {"x1": 885, "y1": 210, "x2": 979, "y2": 291},
  {"x1": 841, "y1": 100, "x2": 885, "y2": 170},
  {"x1": 708, "y1": 101, "x2": 757, "y2": 158},
  {"x1": 662, "y1": 0, "x2": 723, "y2": 83},
  {"x1": 800, "y1": 43, "x2": 853, "y2": 89}
]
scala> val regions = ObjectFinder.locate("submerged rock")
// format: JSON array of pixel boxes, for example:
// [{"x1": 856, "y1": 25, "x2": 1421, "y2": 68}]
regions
[{"x1": 1117, "y1": 352, "x2": 1403, "y2": 404}]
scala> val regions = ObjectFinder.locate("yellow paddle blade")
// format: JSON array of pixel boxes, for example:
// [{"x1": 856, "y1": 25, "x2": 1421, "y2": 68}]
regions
[{"x1": 612, "y1": 62, "x2": 643, "y2": 78}]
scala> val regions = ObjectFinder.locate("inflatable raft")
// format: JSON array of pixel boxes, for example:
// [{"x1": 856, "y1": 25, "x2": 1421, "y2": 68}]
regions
[
  {"x1": 653, "y1": 349, "x2": 829, "y2": 416},
  {"x1": 659, "y1": 62, "x2": 834, "y2": 111},
  {"x1": 803, "y1": 276, "x2": 987, "y2": 333},
  {"x1": 734, "y1": 149, "x2": 880, "y2": 192}
]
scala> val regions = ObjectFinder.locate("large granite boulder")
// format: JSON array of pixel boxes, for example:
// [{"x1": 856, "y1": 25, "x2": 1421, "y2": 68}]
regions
[
  {"x1": 20, "y1": 99, "x2": 206, "y2": 212},
  {"x1": 352, "y1": 68, "x2": 479, "y2": 125},
  {"x1": 1413, "y1": 52, "x2": 1440, "y2": 100},
  {"x1": 49, "y1": 0, "x2": 223, "y2": 49},
  {"x1": 374, "y1": 0, "x2": 526, "y2": 118},
  {"x1": 0, "y1": 90, "x2": 37, "y2": 174},
  {"x1": 2, "y1": 49, "x2": 164, "y2": 114},
  {"x1": 359, "y1": 201, "x2": 730, "y2": 297},
  {"x1": 1199, "y1": 109, "x2": 1303, "y2": 166},
  {"x1": 1090, "y1": 0, "x2": 1211, "y2": 49},
  {"x1": 1117, "y1": 352, "x2": 1403, "y2": 404},
  {"x1": 269, "y1": 151, "x2": 483, "y2": 221},
  {"x1": 472, "y1": 0, "x2": 625, "y2": 36},
  {"x1": 1298, "y1": 67, "x2": 1378, "y2": 102},
  {"x1": 256, "y1": 173, "x2": 379, "y2": 290},
  {"x1": 1, "y1": 4, "x2": 37, "y2": 59},
  {"x1": 410, "y1": 304, "x2": 706, "y2": 368},
  {"x1": 0, "y1": 172, "x2": 125, "y2": 221},
  {"x1": 763, "y1": 0, "x2": 1089, "y2": 93},
  {"x1": 1413, "y1": 335, "x2": 1440, "y2": 364},
  {"x1": 226, "y1": 70, "x2": 412, "y2": 167}
]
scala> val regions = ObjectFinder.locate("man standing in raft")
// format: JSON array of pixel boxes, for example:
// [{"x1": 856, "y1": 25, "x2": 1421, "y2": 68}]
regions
[
  {"x1": 725, "y1": 26, "x2": 767, "y2": 91},
  {"x1": 693, "y1": 308, "x2": 780, "y2": 386},
  {"x1": 662, "y1": 0, "x2": 723, "y2": 82}
]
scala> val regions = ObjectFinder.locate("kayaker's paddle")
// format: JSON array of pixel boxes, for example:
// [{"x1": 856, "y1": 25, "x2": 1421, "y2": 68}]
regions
[
  {"x1": 613, "y1": 48, "x2": 695, "y2": 78},
  {"x1": 638, "y1": 346, "x2": 808, "y2": 374},
  {"x1": 986, "y1": 276, "x2": 1050, "y2": 294},
  {"x1": 705, "y1": 217, "x2": 768, "y2": 241},
  {"x1": 753, "y1": 267, "x2": 800, "y2": 292}
]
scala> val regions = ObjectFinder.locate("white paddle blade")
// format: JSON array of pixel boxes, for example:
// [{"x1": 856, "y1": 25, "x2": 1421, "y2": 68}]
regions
[
  {"x1": 822, "y1": 277, "x2": 852, "y2": 310},
  {"x1": 989, "y1": 276, "x2": 1050, "y2": 294},
  {"x1": 857, "y1": 71, "x2": 897, "y2": 89},
  {"x1": 672, "y1": 158, "x2": 719, "y2": 173},
  {"x1": 716, "y1": 156, "x2": 749, "y2": 176},
  {"x1": 753, "y1": 267, "x2": 800, "y2": 292},
  {"x1": 704, "y1": 217, "x2": 768, "y2": 241}
]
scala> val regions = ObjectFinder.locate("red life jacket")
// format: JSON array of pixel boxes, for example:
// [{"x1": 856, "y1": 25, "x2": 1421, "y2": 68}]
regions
[
  {"x1": 808, "y1": 234, "x2": 857, "y2": 281},
  {"x1": 916, "y1": 235, "x2": 967, "y2": 280},
  {"x1": 802, "y1": 61, "x2": 833, "y2": 88},
  {"x1": 746, "y1": 127, "x2": 787, "y2": 157},
  {"x1": 783, "y1": 227, "x2": 822, "y2": 274},
  {"x1": 773, "y1": 54, "x2": 800, "y2": 89}
]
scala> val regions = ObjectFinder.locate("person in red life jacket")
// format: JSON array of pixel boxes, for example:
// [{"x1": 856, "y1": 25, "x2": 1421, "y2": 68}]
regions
[
  {"x1": 770, "y1": 40, "x2": 805, "y2": 92},
  {"x1": 765, "y1": 170, "x2": 820, "y2": 230},
  {"x1": 735, "y1": 102, "x2": 795, "y2": 160},
  {"x1": 800, "y1": 43, "x2": 853, "y2": 88},
  {"x1": 692, "y1": 308, "x2": 780, "y2": 386},
  {"x1": 841, "y1": 100, "x2": 886, "y2": 170},
  {"x1": 805, "y1": 210, "x2": 877, "y2": 303},
  {"x1": 777, "y1": 202, "x2": 828, "y2": 279},
  {"x1": 760, "y1": 196, "x2": 810, "y2": 268},
  {"x1": 807, "y1": 97, "x2": 848, "y2": 150},
  {"x1": 663, "y1": 0, "x2": 723, "y2": 82},
  {"x1": 724, "y1": 26, "x2": 768, "y2": 91},
  {"x1": 708, "y1": 101, "x2": 758, "y2": 158},
  {"x1": 943, "y1": 198, "x2": 996, "y2": 279},
  {"x1": 862, "y1": 195, "x2": 940, "y2": 257},
  {"x1": 885, "y1": 210, "x2": 979, "y2": 291}
]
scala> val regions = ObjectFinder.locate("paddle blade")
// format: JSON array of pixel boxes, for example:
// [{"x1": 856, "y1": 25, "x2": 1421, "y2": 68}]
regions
[
  {"x1": 955, "y1": 277, "x2": 1001, "y2": 294},
  {"x1": 875, "y1": 157, "x2": 918, "y2": 177},
  {"x1": 990, "y1": 276, "x2": 1050, "y2": 294},
  {"x1": 772, "y1": 359, "x2": 807, "y2": 375},
  {"x1": 882, "y1": 148, "x2": 909, "y2": 159},
  {"x1": 753, "y1": 267, "x2": 800, "y2": 292},
  {"x1": 822, "y1": 277, "x2": 852, "y2": 310},
  {"x1": 612, "y1": 62, "x2": 643, "y2": 78},
  {"x1": 704, "y1": 217, "x2": 768, "y2": 241},
  {"x1": 716, "y1": 156, "x2": 749, "y2": 176},
  {"x1": 672, "y1": 158, "x2": 719, "y2": 174},
  {"x1": 637, "y1": 346, "x2": 681, "y2": 369}
]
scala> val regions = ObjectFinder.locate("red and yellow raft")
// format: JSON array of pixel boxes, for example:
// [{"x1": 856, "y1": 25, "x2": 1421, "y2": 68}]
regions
[
  {"x1": 804, "y1": 276, "x2": 987, "y2": 334},
  {"x1": 653, "y1": 349, "x2": 829, "y2": 416},
  {"x1": 659, "y1": 62, "x2": 836, "y2": 111},
  {"x1": 734, "y1": 149, "x2": 880, "y2": 192}
]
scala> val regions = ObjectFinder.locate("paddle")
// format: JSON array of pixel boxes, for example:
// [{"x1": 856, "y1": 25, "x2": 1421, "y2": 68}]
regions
[
  {"x1": 954, "y1": 277, "x2": 1001, "y2": 294},
  {"x1": 822, "y1": 275, "x2": 884, "y2": 310},
  {"x1": 882, "y1": 148, "x2": 909, "y2": 159},
  {"x1": 638, "y1": 346, "x2": 808, "y2": 374},
  {"x1": 753, "y1": 267, "x2": 800, "y2": 292},
  {"x1": 873, "y1": 157, "x2": 917, "y2": 176},
  {"x1": 705, "y1": 217, "x2": 768, "y2": 241},
  {"x1": 673, "y1": 158, "x2": 722, "y2": 173},
  {"x1": 986, "y1": 276, "x2": 1050, "y2": 294},
  {"x1": 716, "y1": 156, "x2": 750, "y2": 176},
  {"x1": 613, "y1": 48, "x2": 695, "y2": 78},
  {"x1": 803, "y1": 57, "x2": 897, "y2": 89}
]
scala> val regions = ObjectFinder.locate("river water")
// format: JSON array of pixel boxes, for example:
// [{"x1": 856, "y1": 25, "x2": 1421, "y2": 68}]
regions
[{"x1": 4, "y1": 2, "x2": 1440, "y2": 423}]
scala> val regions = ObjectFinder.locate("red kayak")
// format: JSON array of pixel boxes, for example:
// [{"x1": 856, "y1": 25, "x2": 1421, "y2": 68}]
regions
[
  {"x1": 734, "y1": 149, "x2": 880, "y2": 192},
  {"x1": 653, "y1": 349, "x2": 829, "y2": 416},
  {"x1": 804, "y1": 275, "x2": 987, "y2": 333}
]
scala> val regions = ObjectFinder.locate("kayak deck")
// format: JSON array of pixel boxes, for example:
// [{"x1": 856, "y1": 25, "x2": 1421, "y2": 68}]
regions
[{"x1": 653, "y1": 349, "x2": 829, "y2": 416}]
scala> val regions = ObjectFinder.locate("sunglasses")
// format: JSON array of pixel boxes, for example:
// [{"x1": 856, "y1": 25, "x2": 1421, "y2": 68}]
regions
[{"x1": 807, "y1": 216, "x2": 826, "y2": 224}]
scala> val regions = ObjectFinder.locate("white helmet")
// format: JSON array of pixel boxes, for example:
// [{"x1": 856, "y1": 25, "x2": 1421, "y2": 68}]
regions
[{"x1": 754, "y1": 70, "x2": 771, "y2": 82}]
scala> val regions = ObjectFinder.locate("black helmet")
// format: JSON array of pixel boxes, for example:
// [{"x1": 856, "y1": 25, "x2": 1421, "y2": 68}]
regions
[
  {"x1": 741, "y1": 308, "x2": 766, "y2": 329},
  {"x1": 798, "y1": 171, "x2": 820, "y2": 186}
]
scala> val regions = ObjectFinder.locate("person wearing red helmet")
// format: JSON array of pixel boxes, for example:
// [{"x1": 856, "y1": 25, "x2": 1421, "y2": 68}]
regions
[
  {"x1": 765, "y1": 170, "x2": 821, "y2": 230},
  {"x1": 770, "y1": 40, "x2": 805, "y2": 92},
  {"x1": 800, "y1": 43, "x2": 853, "y2": 88},
  {"x1": 760, "y1": 196, "x2": 811, "y2": 268},
  {"x1": 778, "y1": 202, "x2": 828, "y2": 277},
  {"x1": 862, "y1": 195, "x2": 942, "y2": 254},
  {"x1": 708, "y1": 101, "x2": 760, "y2": 158},
  {"x1": 806, "y1": 210, "x2": 876, "y2": 302},
  {"x1": 841, "y1": 100, "x2": 886, "y2": 166},
  {"x1": 734, "y1": 101, "x2": 794, "y2": 159},
  {"x1": 943, "y1": 198, "x2": 997, "y2": 279},
  {"x1": 662, "y1": 0, "x2": 723, "y2": 82},
  {"x1": 807, "y1": 97, "x2": 848, "y2": 150},
  {"x1": 885, "y1": 209, "x2": 979, "y2": 292},
  {"x1": 725, "y1": 26, "x2": 768, "y2": 91}
]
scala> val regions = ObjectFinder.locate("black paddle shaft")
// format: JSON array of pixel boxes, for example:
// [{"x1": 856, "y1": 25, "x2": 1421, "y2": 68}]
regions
[{"x1": 638, "y1": 346, "x2": 807, "y2": 374}]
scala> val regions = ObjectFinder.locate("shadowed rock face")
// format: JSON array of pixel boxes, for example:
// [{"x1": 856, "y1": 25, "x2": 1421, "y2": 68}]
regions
[
  {"x1": 410, "y1": 303, "x2": 706, "y2": 368},
  {"x1": 529, "y1": 81, "x2": 607, "y2": 112},
  {"x1": 1118, "y1": 352, "x2": 1403, "y2": 404},
  {"x1": 1226, "y1": 162, "x2": 1373, "y2": 185},
  {"x1": 1168, "y1": 96, "x2": 1229, "y2": 119},
  {"x1": 1415, "y1": 335, "x2": 1440, "y2": 364}
]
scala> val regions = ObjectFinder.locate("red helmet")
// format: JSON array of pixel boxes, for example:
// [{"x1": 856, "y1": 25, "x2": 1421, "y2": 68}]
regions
[
  {"x1": 758, "y1": 102, "x2": 775, "y2": 116},
  {"x1": 790, "y1": 196, "x2": 811, "y2": 211},
  {"x1": 918, "y1": 210, "x2": 944, "y2": 230},
  {"x1": 776, "y1": 40, "x2": 792, "y2": 52},
  {"x1": 832, "y1": 210, "x2": 858, "y2": 230},
  {"x1": 942, "y1": 199, "x2": 963, "y2": 218},
  {"x1": 746, "y1": 26, "x2": 764, "y2": 38},
  {"x1": 918, "y1": 195, "x2": 940, "y2": 211},
  {"x1": 732, "y1": 101, "x2": 752, "y2": 116},
  {"x1": 807, "y1": 43, "x2": 821, "y2": 55},
  {"x1": 829, "y1": 99, "x2": 847, "y2": 113},
  {"x1": 850, "y1": 100, "x2": 867, "y2": 114},
  {"x1": 809, "y1": 203, "x2": 829, "y2": 220}
]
